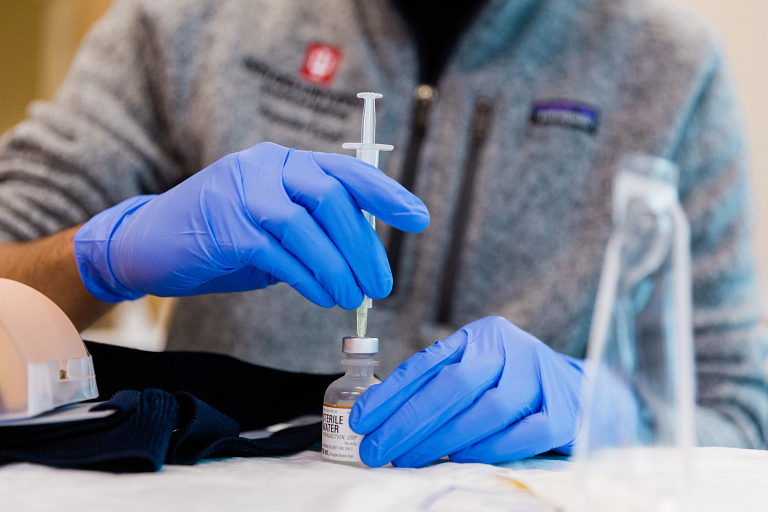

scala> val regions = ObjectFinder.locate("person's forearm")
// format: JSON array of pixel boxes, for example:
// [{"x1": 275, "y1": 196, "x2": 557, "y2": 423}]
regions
[{"x1": 0, "y1": 225, "x2": 113, "y2": 331}]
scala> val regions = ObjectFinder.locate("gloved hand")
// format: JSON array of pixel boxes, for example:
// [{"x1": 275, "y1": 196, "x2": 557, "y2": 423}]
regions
[
  {"x1": 74, "y1": 142, "x2": 429, "y2": 307},
  {"x1": 349, "y1": 316, "x2": 586, "y2": 467}
]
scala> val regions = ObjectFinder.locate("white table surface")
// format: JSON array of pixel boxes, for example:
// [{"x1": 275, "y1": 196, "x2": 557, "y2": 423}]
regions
[{"x1": 1, "y1": 447, "x2": 766, "y2": 511}]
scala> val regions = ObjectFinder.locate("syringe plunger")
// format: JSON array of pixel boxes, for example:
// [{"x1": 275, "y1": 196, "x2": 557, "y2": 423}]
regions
[{"x1": 342, "y1": 92, "x2": 393, "y2": 169}]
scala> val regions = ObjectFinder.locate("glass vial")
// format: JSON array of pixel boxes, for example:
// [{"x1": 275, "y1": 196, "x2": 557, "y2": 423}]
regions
[{"x1": 322, "y1": 336, "x2": 380, "y2": 466}]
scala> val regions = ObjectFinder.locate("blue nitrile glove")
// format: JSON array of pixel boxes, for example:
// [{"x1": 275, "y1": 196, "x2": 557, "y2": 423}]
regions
[
  {"x1": 74, "y1": 142, "x2": 429, "y2": 306},
  {"x1": 349, "y1": 316, "x2": 586, "y2": 467}
]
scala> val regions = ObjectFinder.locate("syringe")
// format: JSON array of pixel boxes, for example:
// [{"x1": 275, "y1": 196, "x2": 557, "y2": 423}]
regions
[{"x1": 342, "y1": 92, "x2": 393, "y2": 338}]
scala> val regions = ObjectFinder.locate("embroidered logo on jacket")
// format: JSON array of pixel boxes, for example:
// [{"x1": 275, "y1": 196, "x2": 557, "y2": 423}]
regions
[
  {"x1": 531, "y1": 101, "x2": 599, "y2": 133},
  {"x1": 300, "y1": 43, "x2": 343, "y2": 85}
]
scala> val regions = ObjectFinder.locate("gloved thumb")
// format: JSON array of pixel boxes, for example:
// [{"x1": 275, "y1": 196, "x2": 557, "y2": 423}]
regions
[
  {"x1": 181, "y1": 266, "x2": 278, "y2": 296},
  {"x1": 350, "y1": 328, "x2": 468, "y2": 435}
]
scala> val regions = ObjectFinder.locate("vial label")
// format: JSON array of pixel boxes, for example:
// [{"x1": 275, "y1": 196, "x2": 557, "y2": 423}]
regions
[{"x1": 322, "y1": 404, "x2": 363, "y2": 463}]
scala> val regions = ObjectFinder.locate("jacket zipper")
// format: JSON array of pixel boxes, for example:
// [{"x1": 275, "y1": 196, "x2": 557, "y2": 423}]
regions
[
  {"x1": 436, "y1": 97, "x2": 493, "y2": 325},
  {"x1": 387, "y1": 84, "x2": 437, "y2": 292}
]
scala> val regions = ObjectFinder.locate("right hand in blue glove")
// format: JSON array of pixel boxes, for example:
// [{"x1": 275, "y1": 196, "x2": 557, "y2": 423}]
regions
[
  {"x1": 74, "y1": 142, "x2": 429, "y2": 307},
  {"x1": 349, "y1": 316, "x2": 586, "y2": 467}
]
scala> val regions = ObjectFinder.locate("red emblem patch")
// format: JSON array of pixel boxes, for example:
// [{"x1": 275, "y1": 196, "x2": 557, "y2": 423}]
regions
[{"x1": 299, "y1": 43, "x2": 342, "y2": 86}]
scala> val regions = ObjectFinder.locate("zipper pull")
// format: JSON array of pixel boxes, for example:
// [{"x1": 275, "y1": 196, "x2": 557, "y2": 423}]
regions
[
  {"x1": 387, "y1": 84, "x2": 438, "y2": 295},
  {"x1": 412, "y1": 84, "x2": 438, "y2": 138},
  {"x1": 435, "y1": 96, "x2": 494, "y2": 325},
  {"x1": 471, "y1": 97, "x2": 492, "y2": 144}
]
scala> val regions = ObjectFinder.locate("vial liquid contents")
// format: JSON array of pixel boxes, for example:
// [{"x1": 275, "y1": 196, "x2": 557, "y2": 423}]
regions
[{"x1": 322, "y1": 337, "x2": 380, "y2": 466}]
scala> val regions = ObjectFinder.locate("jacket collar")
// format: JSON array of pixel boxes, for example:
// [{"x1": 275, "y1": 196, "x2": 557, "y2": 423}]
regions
[{"x1": 356, "y1": 0, "x2": 546, "y2": 86}]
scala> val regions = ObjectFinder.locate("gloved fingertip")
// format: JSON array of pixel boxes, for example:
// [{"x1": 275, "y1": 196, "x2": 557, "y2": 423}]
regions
[
  {"x1": 448, "y1": 448, "x2": 476, "y2": 464},
  {"x1": 392, "y1": 446, "x2": 441, "y2": 468},
  {"x1": 348, "y1": 405, "x2": 362, "y2": 432},
  {"x1": 349, "y1": 398, "x2": 376, "y2": 435},
  {"x1": 337, "y1": 288, "x2": 365, "y2": 311},
  {"x1": 390, "y1": 207, "x2": 430, "y2": 234},
  {"x1": 307, "y1": 292, "x2": 336, "y2": 309},
  {"x1": 412, "y1": 205, "x2": 431, "y2": 232},
  {"x1": 358, "y1": 437, "x2": 387, "y2": 468},
  {"x1": 358, "y1": 249, "x2": 393, "y2": 300},
  {"x1": 363, "y1": 275, "x2": 392, "y2": 301},
  {"x1": 391, "y1": 454, "x2": 418, "y2": 468}
]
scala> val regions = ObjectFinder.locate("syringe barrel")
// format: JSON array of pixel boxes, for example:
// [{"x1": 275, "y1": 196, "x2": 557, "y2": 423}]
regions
[
  {"x1": 362, "y1": 210, "x2": 375, "y2": 230},
  {"x1": 355, "y1": 148, "x2": 379, "y2": 169}
]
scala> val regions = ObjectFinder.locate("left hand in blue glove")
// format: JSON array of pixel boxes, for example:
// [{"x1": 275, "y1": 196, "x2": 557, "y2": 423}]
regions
[{"x1": 349, "y1": 316, "x2": 586, "y2": 467}]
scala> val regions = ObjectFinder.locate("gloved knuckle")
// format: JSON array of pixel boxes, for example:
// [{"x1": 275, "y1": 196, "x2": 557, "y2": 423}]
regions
[
  {"x1": 447, "y1": 367, "x2": 477, "y2": 390},
  {"x1": 237, "y1": 142, "x2": 269, "y2": 163},
  {"x1": 315, "y1": 178, "x2": 347, "y2": 203},
  {"x1": 485, "y1": 315, "x2": 514, "y2": 331},
  {"x1": 496, "y1": 395, "x2": 522, "y2": 422},
  {"x1": 253, "y1": 141, "x2": 277, "y2": 152},
  {"x1": 551, "y1": 427, "x2": 573, "y2": 450},
  {"x1": 259, "y1": 208, "x2": 301, "y2": 234},
  {"x1": 482, "y1": 391, "x2": 508, "y2": 416},
  {"x1": 216, "y1": 152, "x2": 240, "y2": 171},
  {"x1": 540, "y1": 421, "x2": 558, "y2": 450},
  {"x1": 547, "y1": 415, "x2": 578, "y2": 450},
  {"x1": 280, "y1": 206, "x2": 305, "y2": 226}
]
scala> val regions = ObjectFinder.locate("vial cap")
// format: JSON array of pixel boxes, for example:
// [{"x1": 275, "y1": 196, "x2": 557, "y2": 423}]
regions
[{"x1": 342, "y1": 336, "x2": 379, "y2": 354}]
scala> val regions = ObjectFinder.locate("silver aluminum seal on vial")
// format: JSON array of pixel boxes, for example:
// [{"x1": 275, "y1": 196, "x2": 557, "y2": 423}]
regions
[{"x1": 342, "y1": 336, "x2": 379, "y2": 354}]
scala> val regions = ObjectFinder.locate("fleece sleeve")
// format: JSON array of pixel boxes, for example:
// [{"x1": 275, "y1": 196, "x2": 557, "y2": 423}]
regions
[
  {"x1": 0, "y1": 0, "x2": 184, "y2": 242},
  {"x1": 672, "y1": 49, "x2": 768, "y2": 449}
]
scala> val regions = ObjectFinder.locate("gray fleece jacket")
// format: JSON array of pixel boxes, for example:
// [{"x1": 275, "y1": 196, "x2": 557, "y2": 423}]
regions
[{"x1": 0, "y1": 0, "x2": 766, "y2": 449}]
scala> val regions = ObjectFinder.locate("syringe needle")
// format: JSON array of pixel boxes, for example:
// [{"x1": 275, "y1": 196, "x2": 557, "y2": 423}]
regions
[
  {"x1": 356, "y1": 296, "x2": 372, "y2": 338},
  {"x1": 356, "y1": 210, "x2": 375, "y2": 337}
]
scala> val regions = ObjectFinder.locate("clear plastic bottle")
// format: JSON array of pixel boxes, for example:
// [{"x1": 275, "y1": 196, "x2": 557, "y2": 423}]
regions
[
  {"x1": 322, "y1": 337, "x2": 380, "y2": 467},
  {"x1": 578, "y1": 154, "x2": 695, "y2": 512}
]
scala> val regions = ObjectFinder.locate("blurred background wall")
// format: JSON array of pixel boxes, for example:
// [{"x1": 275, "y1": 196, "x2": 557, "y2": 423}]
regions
[
  {"x1": 0, "y1": 0, "x2": 166, "y2": 350},
  {"x1": 0, "y1": 0, "x2": 766, "y2": 350},
  {"x1": 0, "y1": 0, "x2": 111, "y2": 133},
  {"x1": 678, "y1": 0, "x2": 768, "y2": 325}
]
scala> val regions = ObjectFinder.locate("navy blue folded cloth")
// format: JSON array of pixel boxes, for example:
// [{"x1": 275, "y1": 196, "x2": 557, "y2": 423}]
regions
[
  {"x1": 0, "y1": 389, "x2": 322, "y2": 472},
  {"x1": 0, "y1": 342, "x2": 341, "y2": 472}
]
